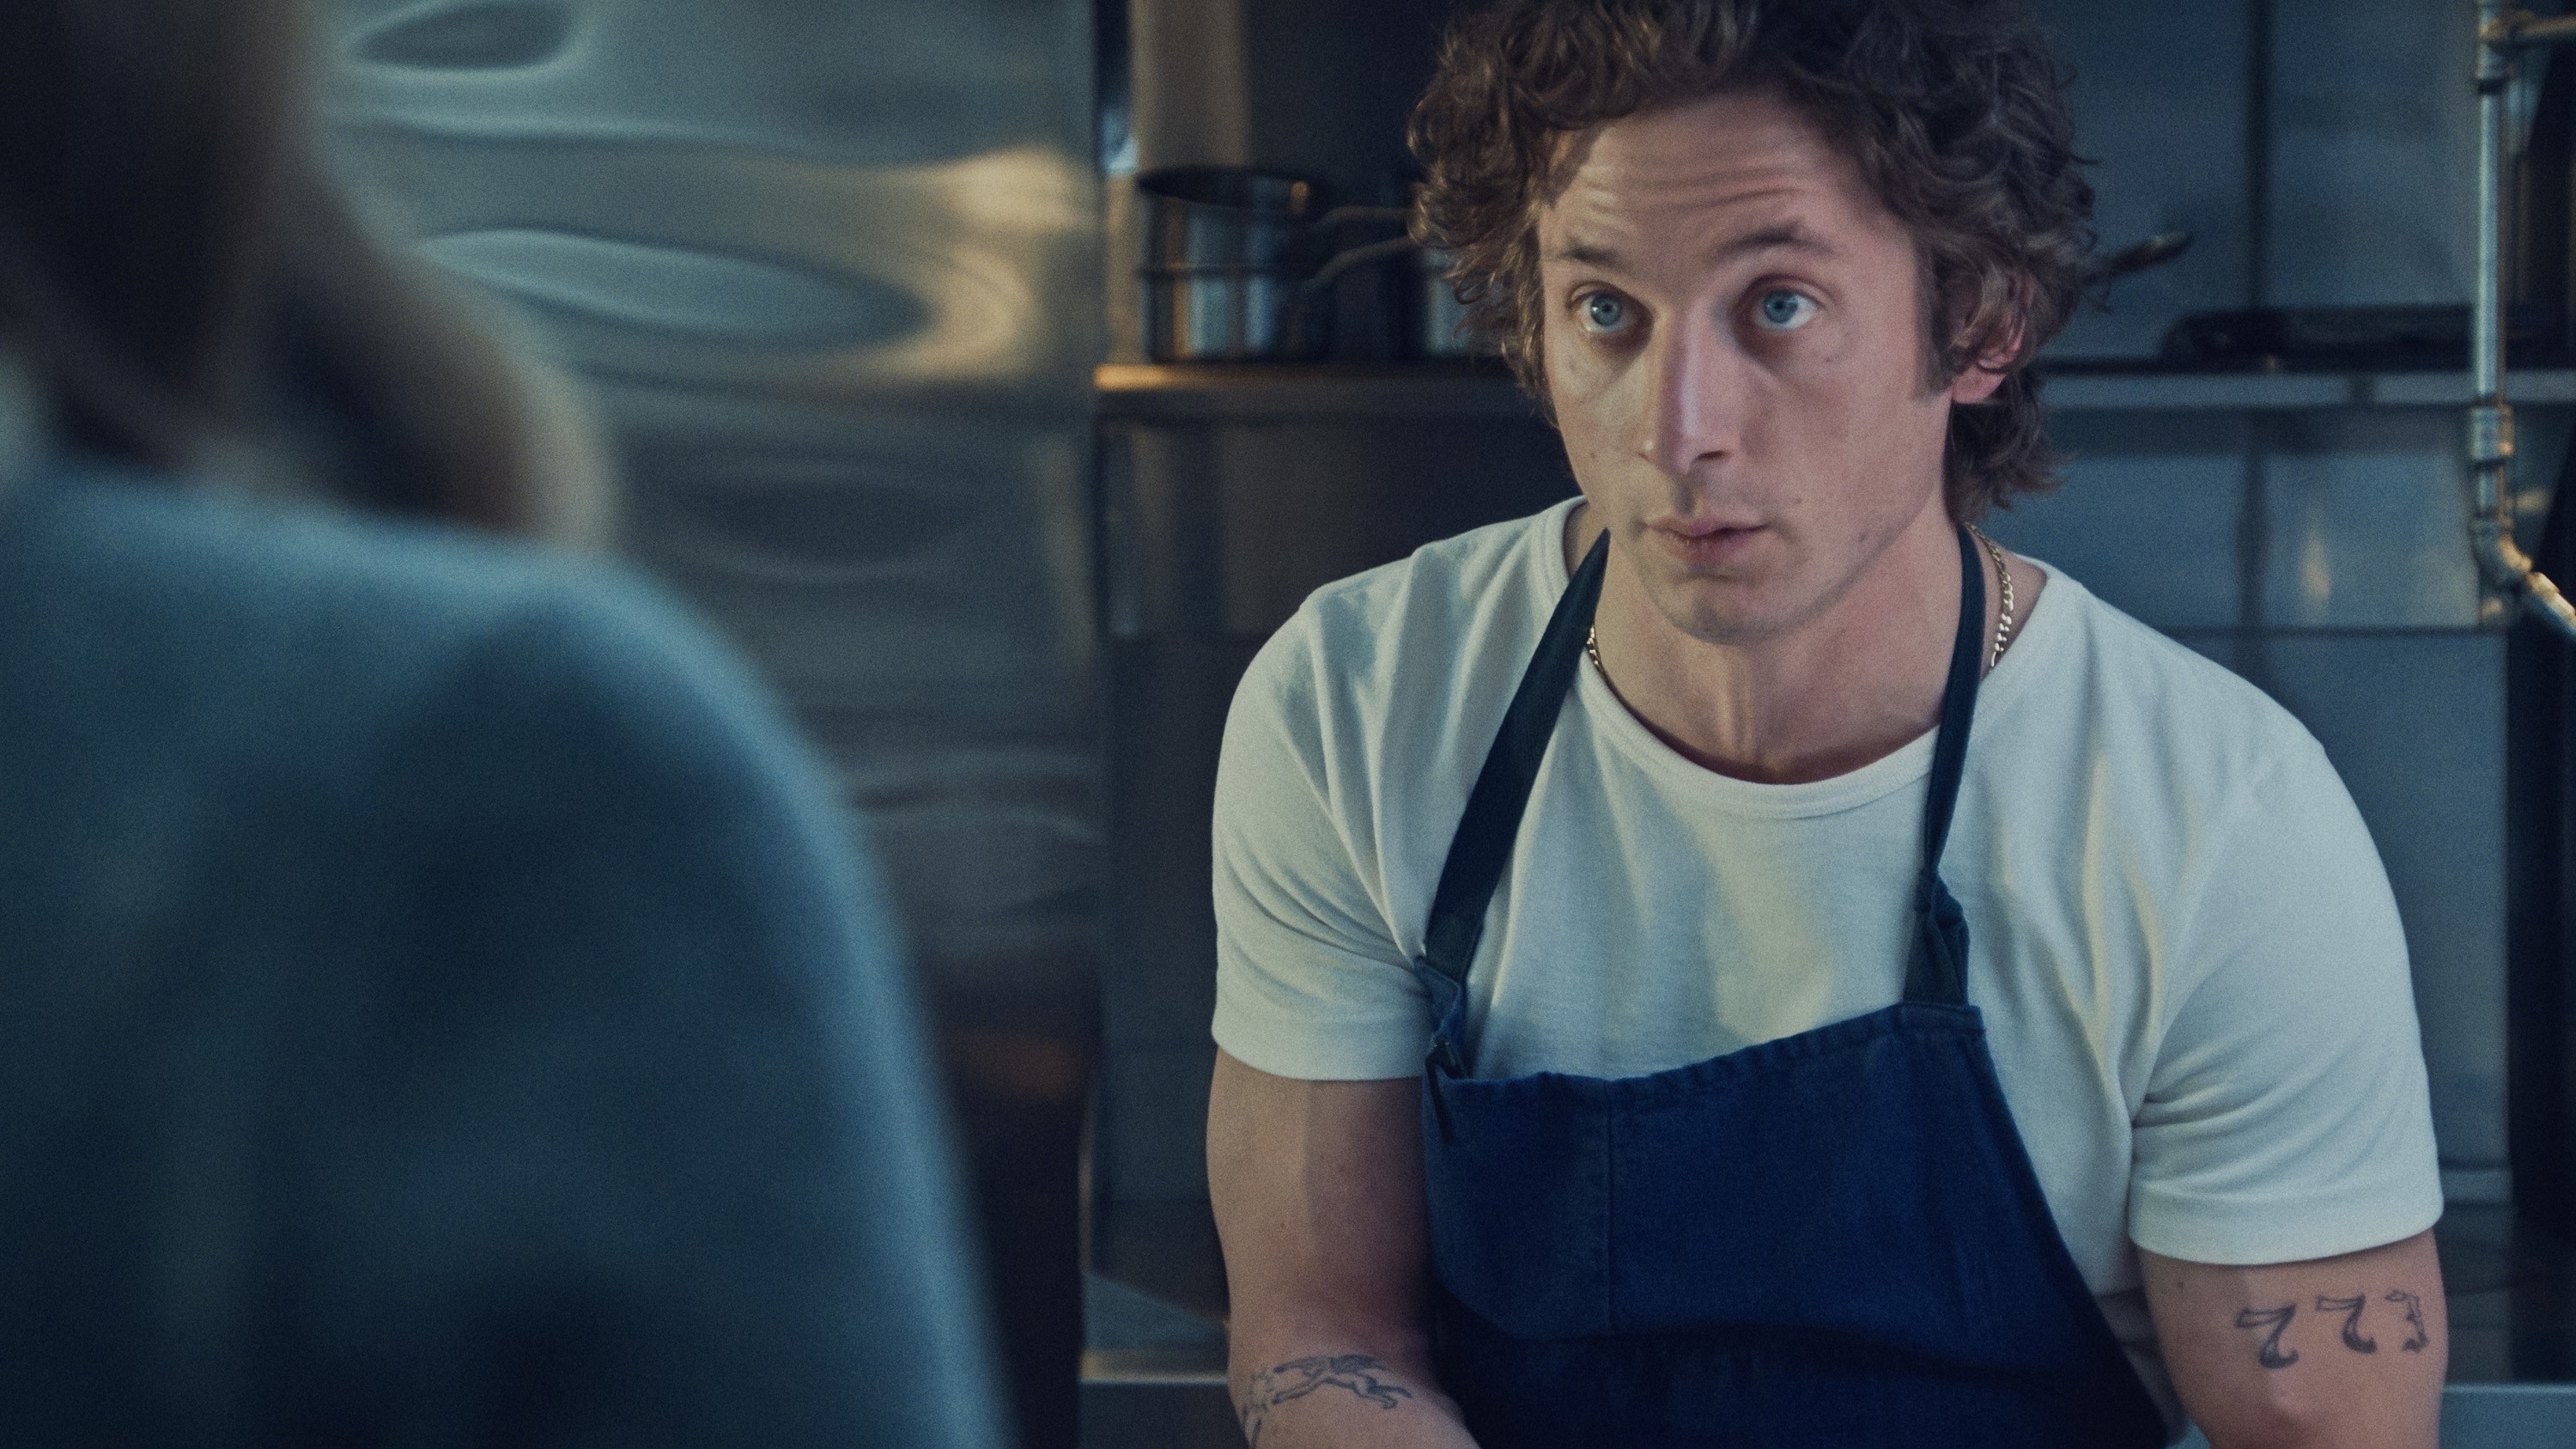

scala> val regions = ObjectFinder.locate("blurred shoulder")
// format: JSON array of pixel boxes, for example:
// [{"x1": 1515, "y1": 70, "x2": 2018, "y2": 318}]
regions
[
  {"x1": 0, "y1": 454, "x2": 826, "y2": 864},
  {"x1": 1, "y1": 454, "x2": 769, "y2": 746}
]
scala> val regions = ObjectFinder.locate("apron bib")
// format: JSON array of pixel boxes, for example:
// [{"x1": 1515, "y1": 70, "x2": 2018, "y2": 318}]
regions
[{"x1": 1412, "y1": 526, "x2": 2167, "y2": 1448}]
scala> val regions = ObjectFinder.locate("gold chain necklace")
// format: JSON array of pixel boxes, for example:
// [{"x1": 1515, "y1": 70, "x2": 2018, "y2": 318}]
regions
[
  {"x1": 1970, "y1": 525, "x2": 2017, "y2": 671},
  {"x1": 1582, "y1": 532, "x2": 2019, "y2": 686}
]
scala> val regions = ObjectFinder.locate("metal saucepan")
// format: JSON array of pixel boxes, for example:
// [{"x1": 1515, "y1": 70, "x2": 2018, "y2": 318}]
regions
[{"x1": 1137, "y1": 167, "x2": 1410, "y2": 362}]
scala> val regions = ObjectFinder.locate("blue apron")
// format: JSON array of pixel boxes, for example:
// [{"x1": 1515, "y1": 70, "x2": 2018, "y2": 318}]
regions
[{"x1": 1413, "y1": 526, "x2": 2167, "y2": 1448}]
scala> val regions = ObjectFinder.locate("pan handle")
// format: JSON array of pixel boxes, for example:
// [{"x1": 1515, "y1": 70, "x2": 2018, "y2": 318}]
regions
[
  {"x1": 2093, "y1": 231, "x2": 2192, "y2": 280},
  {"x1": 1313, "y1": 205, "x2": 1413, "y2": 233},
  {"x1": 1281, "y1": 236, "x2": 1425, "y2": 352},
  {"x1": 1294, "y1": 236, "x2": 1420, "y2": 300}
]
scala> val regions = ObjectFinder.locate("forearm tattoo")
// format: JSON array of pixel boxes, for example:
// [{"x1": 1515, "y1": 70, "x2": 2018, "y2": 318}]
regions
[
  {"x1": 2385, "y1": 1289, "x2": 2431, "y2": 1352},
  {"x1": 1235, "y1": 1354, "x2": 1414, "y2": 1446},
  {"x1": 2233, "y1": 1288, "x2": 2433, "y2": 1370},
  {"x1": 2235, "y1": 1305, "x2": 2300, "y2": 1368},
  {"x1": 2316, "y1": 1294, "x2": 2376, "y2": 1353}
]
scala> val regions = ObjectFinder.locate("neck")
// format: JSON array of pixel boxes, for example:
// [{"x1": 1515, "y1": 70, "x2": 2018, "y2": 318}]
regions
[{"x1": 1574, "y1": 497, "x2": 1975, "y2": 785}]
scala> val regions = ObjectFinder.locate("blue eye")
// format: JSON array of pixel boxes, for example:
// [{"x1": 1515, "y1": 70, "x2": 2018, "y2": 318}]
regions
[
  {"x1": 1755, "y1": 290, "x2": 1818, "y2": 331},
  {"x1": 1582, "y1": 294, "x2": 1629, "y2": 332}
]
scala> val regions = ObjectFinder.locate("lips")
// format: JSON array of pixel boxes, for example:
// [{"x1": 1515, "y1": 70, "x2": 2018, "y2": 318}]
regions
[{"x1": 1650, "y1": 518, "x2": 1766, "y2": 566}]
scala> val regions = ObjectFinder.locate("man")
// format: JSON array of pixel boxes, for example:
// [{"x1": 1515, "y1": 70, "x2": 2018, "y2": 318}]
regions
[{"x1": 1205, "y1": 2, "x2": 2448, "y2": 1446}]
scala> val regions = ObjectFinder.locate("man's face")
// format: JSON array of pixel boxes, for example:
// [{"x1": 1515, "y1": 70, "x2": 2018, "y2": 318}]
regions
[{"x1": 1538, "y1": 88, "x2": 2000, "y2": 646}]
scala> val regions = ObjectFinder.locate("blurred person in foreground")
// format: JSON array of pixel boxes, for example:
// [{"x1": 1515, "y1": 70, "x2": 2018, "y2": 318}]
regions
[
  {"x1": 1206, "y1": 2, "x2": 2445, "y2": 1447},
  {"x1": 0, "y1": 3, "x2": 1005, "y2": 1446}
]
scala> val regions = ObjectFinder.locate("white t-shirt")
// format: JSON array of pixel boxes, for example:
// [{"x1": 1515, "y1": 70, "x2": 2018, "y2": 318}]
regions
[{"x1": 1212, "y1": 498, "x2": 2443, "y2": 1428}]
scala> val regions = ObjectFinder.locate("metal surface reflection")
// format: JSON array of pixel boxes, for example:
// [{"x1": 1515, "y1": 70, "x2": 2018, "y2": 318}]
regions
[{"x1": 316, "y1": 2, "x2": 1103, "y2": 1444}]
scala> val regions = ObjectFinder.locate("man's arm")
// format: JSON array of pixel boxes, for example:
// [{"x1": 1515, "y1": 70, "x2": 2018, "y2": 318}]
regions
[
  {"x1": 1208, "y1": 1050, "x2": 1480, "y2": 1448},
  {"x1": 2144, "y1": 1231, "x2": 2445, "y2": 1449}
]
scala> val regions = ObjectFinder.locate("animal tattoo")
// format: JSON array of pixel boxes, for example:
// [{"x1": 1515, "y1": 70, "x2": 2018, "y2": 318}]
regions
[{"x1": 1235, "y1": 1354, "x2": 1413, "y2": 1446}]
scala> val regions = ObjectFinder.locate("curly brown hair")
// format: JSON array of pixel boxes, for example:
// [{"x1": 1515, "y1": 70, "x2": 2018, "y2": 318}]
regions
[{"x1": 1409, "y1": 0, "x2": 2095, "y2": 520}]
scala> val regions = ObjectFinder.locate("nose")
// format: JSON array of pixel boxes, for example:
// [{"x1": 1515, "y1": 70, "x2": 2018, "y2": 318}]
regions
[{"x1": 1637, "y1": 311, "x2": 1741, "y2": 478}]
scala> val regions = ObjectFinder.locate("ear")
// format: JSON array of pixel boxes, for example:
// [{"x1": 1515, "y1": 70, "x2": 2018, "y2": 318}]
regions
[
  {"x1": 1945, "y1": 310, "x2": 2027, "y2": 406},
  {"x1": 1947, "y1": 361, "x2": 2010, "y2": 405}
]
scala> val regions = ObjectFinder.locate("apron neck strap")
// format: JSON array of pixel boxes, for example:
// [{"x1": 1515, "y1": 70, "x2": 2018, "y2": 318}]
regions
[
  {"x1": 1901, "y1": 524, "x2": 1989, "y2": 1005},
  {"x1": 1918, "y1": 524, "x2": 1987, "y2": 874},
  {"x1": 1419, "y1": 528, "x2": 1608, "y2": 986}
]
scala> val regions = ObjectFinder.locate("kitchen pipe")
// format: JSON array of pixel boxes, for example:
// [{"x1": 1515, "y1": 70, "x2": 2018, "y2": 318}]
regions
[{"x1": 2474, "y1": 2, "x2": 2576, "y2": 638}]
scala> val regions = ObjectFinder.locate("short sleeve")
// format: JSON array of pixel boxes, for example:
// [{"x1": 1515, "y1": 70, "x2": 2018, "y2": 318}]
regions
[
  {"x1": 2127, "y1": 736, "x2": 2444, "y2": 1264},
  {"x1": 1211, "y1": 612, "x2": 1435, "y2": 1081}
]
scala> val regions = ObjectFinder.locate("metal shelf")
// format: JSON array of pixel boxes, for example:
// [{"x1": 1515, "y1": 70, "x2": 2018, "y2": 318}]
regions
[
  {"x1": 2046, "y1": 367, "x2": 2576, "y2": 411},
  {"x1": 1094, "y1": 362, "x2": 1537, "y2": 422},
  {"x1": 1094, "y1": 362, "x2": 2576, "y2": 421}
]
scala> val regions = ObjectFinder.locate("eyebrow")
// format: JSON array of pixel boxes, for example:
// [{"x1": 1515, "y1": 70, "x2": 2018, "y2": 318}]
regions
[{"x1": 1547, "y1": 224, "x2": 1844, "y2": 271}]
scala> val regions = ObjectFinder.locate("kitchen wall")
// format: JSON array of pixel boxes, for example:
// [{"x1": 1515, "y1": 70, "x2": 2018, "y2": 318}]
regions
[{"x1": 2008, "y1": 0, "x2": 2527, "y2": 1206}]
